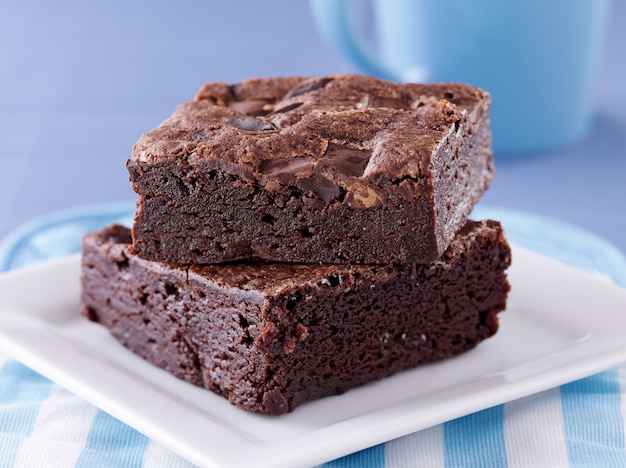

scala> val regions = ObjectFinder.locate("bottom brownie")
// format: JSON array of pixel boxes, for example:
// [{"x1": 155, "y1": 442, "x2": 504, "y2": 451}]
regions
[{"x1": 80, "y1": 220, "x2": 511, "y2": 415}]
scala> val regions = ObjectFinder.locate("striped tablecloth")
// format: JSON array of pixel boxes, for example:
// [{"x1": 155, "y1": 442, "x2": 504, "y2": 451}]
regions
[{"x1": 1, "y1": 202, "x2": 626, "y2": 468}]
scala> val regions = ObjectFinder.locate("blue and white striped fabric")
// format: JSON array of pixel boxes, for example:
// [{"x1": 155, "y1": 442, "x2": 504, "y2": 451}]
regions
[{"x1": 1, "y1": 202, "x2": 626, "y2": 468}]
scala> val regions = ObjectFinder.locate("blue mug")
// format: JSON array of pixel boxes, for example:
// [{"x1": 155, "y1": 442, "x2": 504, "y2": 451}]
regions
[{"x1": 310, "y1": 0, "x2": 610, "y2": 155}]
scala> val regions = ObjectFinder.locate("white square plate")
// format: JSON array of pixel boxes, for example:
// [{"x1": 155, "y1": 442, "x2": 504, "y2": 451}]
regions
[{"x1": 1, "y1": 244, "x2": 626, "y2": 467}]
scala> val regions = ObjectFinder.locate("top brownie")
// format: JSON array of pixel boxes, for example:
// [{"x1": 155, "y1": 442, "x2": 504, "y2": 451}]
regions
[{"x1": 128, "y1": 74, "x2": 494, "y2": 265}]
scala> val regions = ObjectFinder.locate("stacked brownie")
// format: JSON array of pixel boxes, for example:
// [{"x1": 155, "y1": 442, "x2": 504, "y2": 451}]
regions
[{"x1": 80, "y1": 75, "x2": 511, "y2": 415}]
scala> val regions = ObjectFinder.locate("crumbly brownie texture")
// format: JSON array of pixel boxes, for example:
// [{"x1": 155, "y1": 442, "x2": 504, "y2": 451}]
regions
[
  {"x1": 80, "y1": 221, "x2": 511, "y2": 415},
  {"x1": 128, "y1": 74, "x2": 494, "y2": 265}
]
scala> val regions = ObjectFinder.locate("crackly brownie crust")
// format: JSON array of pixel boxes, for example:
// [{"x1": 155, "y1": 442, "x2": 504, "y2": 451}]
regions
[
  {"x1": 127, "y1": 74, "x2": 494, "y2": 265},
  {"x1": 80, "y1": 220, "x2": 511, "y2": 415}
]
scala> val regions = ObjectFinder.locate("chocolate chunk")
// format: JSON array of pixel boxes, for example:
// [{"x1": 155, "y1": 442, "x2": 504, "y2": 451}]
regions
[
  {"x1": 345, "y1": 185, "x2": 387, "y2": 209},
  {"x1": 259, "y1": 157, "x2": 315, "y2": 186},
  {"x1": 303, "y1": 197, "x2": 325, "y2": 210},
  {"x1": 231, "y1": 163, "x2": 255, "y2": 182},
  {"x1": 321, "y1": 144, "x2": 371, "y2": 177},
  {"x1": 284, "y1": 77, "x2": 334, "y2": 99},
  {"x1": 225, "y1": 117, "x2": 277, "y2": 132},
  {"x1": 228, "y1": 99, "x2": 273, "y2": 116},
  {"x1": 127, "y1": 164, "x2": 141, "y2": 183},
  {"x1": 296, "y1": 174, "x2": 341, "y2": 205}
]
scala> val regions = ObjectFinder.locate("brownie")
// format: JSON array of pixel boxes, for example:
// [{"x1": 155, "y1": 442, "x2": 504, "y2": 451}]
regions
[
  {"x1": 80, "y1": 220, "x2": 511, "y2": 415},
  {"x1": 127, "y1": 74, "x2": 494, "y2": 265}
]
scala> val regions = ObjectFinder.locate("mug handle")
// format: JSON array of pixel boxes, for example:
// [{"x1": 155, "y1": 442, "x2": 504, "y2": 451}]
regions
[{"x1": 309, "y1": 0, "x2": 398, "y2": 81}]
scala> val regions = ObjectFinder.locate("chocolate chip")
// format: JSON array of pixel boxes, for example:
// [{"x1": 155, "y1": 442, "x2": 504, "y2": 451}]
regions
[
  {"x1": 396, "y1": 178, "x2": 416, "y2": 201},
  {"x1": 272, "y1": 102, "x2": 303, "y2": 114},
  {"x1": 228, "y1": 99, "x2": 273, "y2": 116},
  {"x1": 321, "y1": 144, "x2": 372, "y2": 177},
  {"x1": 231, "y1": 163, "x2": 255, "y2": 182},
  {"x1": 259, "y1": 157, "x2": 315, "y2": 185},
  {"x1": 284, "y1": 77, "x2": 334, "y2": 99},
  {"x1": 127, "y1": 165, "x2": 141, "y2": 183},
  {"x1": 225, "y1": 117, "x2": 276, "y2": 131},
  {"x1": 296, "y1": 174, "x2": 341, "y2": 205}
]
